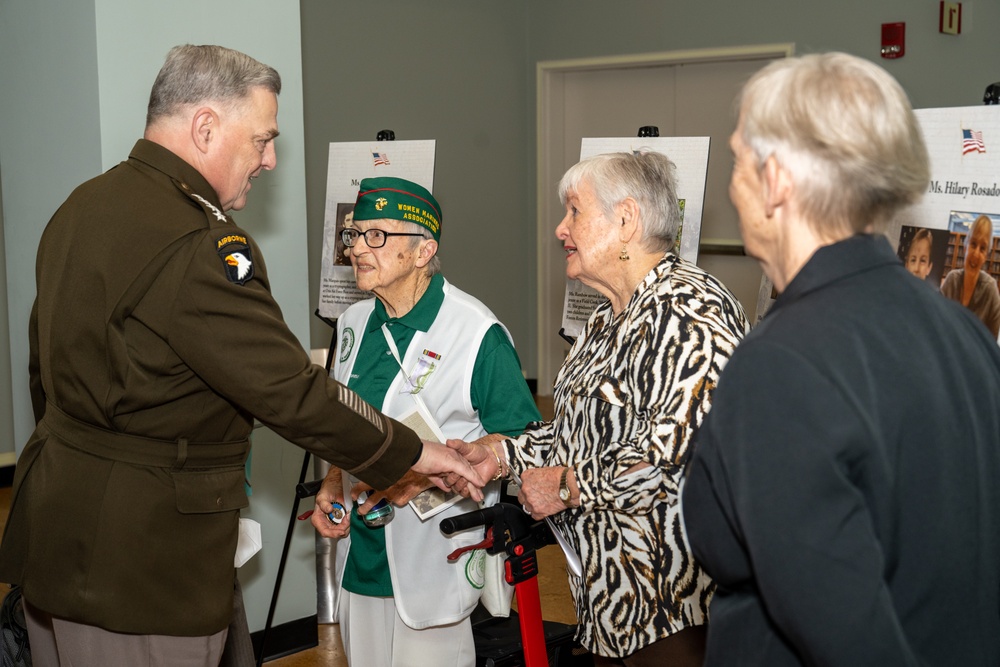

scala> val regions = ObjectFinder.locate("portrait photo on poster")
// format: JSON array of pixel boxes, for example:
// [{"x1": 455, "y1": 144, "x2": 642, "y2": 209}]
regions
[
  {"x1": 947, "y1": 210, "x2": 1000, "y2": 242},
  {"x1": 946, "y1": 210, "x2": 1000, "y2": 287},
  {"x1": 940, "y1": 210, "x2": 1000, "y2": 340},
  {"x1": 334, "y1": 202, "x2": 355, "y2": 267},
  {"x1": 895, "y1": 225, "x2": 951, "y2": 289}
]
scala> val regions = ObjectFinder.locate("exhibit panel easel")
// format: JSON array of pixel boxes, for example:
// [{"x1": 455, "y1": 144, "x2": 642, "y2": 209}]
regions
[
  {"x1": 894, "y1": 105, "x2": 1000, "y2": 262},
  {"x1": 255, "y1": 134, "x2": 436, "y2": 664},
  {"x1": 559, "y1": 132, "x2": 711, "y2": 341},
  {"x1": 313, "y1": 135, "x2": 436, "y2": 625},
  {"x1": 318, "y1": 137, "x2": 436, "y2": 321},
  {"x1": 754, "y1": 105, "x2": 1000, "y2": 326}
]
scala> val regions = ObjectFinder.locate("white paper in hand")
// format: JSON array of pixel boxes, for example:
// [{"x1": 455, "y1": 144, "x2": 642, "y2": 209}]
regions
[{"x1": 398, "y1": 407, "x2": 463, "y2": 521}]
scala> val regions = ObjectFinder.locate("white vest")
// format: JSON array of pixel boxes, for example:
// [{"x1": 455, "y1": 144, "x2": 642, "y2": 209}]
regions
[{"x1": 333, "y1": 279, "x2": 506, "y2": 629}]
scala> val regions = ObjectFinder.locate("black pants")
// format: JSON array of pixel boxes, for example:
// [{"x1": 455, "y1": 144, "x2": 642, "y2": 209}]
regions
[{"x1": 592, "y1": 625, "x2": 707, "y2": 667}]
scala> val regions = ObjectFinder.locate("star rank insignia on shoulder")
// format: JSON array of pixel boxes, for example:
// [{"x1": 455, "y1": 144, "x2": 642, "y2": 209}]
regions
[
  {"x1": 216, "y1": 234, "x2": 255, "y2": 285},
  {"x1": 190, "y1": 193, "x2": 229, "y2": 223}
]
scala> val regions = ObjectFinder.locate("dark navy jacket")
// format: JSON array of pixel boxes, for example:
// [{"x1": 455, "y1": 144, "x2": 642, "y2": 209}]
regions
[{"x1": 684, "y1": 234, "x2": 1000, "y2": 666}]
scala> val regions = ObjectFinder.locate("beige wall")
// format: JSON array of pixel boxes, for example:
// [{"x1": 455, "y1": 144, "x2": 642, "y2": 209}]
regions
[
  {"x1": 0, "y1": 169, "x2": 10, "y2": 458},
  {"x1": 1, "y1": 0, "x2": 996, "y2": 643},
  {"x1": 300, "y1": 0, "x2": 1000, "y2": 382},
  {"x1": 300, "y1": 2, "x2": 533, "y2": 367},
  {"x1": 0, "y1": 0, "x2": 317, "y2": 634}
]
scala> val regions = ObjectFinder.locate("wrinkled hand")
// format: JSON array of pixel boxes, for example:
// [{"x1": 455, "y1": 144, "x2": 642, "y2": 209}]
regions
[
  {"x1": 360, "y1": 469, "x2": 433, "y2": 509},
  {"x1": 412, "y1": 440, "x2": 485, "y2": 502},
  {"x1": 311, "y1": 467, "x2": 350, "y2": 539},
  {"x1": 445, "y1": 435, "x2": 506, "y2": 498},
  {"x1": 347, "y1": 480, "x2": 383, "y2": 515},
  {"x1": 518, "y1": 466, "x2": 566, "y2": 521}
]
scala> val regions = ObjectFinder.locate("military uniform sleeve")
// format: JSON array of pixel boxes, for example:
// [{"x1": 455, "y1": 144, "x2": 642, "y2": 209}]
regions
[
  {"x1": 28, "y1": 299, "x2": 45, "y2": 424},
  {"x1": 162, "y1": 229, "x2": 419, "y2": 489}
]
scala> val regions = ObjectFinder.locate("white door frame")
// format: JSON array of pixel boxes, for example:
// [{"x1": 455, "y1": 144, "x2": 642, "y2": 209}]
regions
[{"x1": 535, "y1": 43, "x2": 794, "y2": 395}]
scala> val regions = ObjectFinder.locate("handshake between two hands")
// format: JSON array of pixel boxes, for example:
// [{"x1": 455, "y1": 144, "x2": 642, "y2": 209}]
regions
[
  {"x1": 312, "y1": 434, "x2": 576, "y2": 542},
  {"x1": 310, "y1": 435, "x2": 502, "y2": 540},
  {"x1": 419, "y1": 435, "x2": 571, "y2": 523},
  {"x1": 312, "y1": 434, "x2": 585, "y2": 575},
  {"x1": 413, "y1": 434, "x2": 508, "y2": 502}
]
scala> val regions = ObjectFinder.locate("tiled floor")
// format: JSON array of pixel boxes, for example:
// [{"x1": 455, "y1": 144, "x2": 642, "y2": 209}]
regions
[{"x1": 0, "y1": 396, "x2": 579, "y2": 665}]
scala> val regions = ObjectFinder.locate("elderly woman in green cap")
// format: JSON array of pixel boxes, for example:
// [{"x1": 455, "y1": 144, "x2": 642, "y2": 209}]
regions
[{"x1": 311, "y1": 177, "x2": 540, "y2": 667}]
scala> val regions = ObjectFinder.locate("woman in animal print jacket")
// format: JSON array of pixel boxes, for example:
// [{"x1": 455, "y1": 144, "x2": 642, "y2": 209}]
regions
[{"x1": 455, "y1": 151, "x2": 749, "y2": 664}]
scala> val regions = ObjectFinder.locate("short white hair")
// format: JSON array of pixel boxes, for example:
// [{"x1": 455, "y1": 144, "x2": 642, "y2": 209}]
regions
[
  {"x1": 146, "y1": 44, "x2": 280, "y2": 127},
  {"x1": 738, "y1": 52, "x2": 929, "y2": 233},
  {"x1": 558, "y1": 151, "x2": 680, "y2": 253}
]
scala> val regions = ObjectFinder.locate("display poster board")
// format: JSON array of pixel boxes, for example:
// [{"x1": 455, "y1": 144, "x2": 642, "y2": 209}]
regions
[
  {"x1": 319, "y1": 140, "x2": 436, "y2": 319},
  {"x1": 894, "y1": 105, "x2": 1000, "y2": 341},
  {"x1": 754, "y1": 274, "x2": 778, "y2": 326},
  {"x1": 559, "y1": 137, "x2": 711, "y2": 339},
  {"x1": 754, "y1": 106, "x2": 1000, "y2": 336},
  {"x1": 895, "y1": 105, "x2": 1000, "y2": 244}
]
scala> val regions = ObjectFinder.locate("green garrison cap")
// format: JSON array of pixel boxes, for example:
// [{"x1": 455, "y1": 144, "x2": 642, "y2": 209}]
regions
[{"x1": 353, "y1": 177, "x2": 442, "y2": 241}]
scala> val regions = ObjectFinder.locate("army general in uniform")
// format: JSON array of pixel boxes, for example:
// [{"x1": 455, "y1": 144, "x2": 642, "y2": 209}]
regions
[{"x1": 0, "y1": 44, "x2": 482, "y2": 667}]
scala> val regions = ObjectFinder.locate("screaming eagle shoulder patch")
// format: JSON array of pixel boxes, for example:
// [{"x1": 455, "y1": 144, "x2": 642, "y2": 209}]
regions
[{"x1": 216, "y1": 234, "x2": 255, "y2": 285}]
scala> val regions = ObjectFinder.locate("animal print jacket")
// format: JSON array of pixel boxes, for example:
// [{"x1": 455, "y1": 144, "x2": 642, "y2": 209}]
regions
[{"x1": 506, "y1": 253, "x2": 749, "y2": 657}]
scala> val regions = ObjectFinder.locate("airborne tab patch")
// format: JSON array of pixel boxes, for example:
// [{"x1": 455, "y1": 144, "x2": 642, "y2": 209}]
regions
[{"x1": 217, "y1": 235, "x2": 254, "y2": 285}]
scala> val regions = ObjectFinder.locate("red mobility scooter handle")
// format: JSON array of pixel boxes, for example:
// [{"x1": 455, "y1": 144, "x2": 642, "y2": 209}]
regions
[{"x1": 441, "y1": 503, "x2": 559, "y2": 667}]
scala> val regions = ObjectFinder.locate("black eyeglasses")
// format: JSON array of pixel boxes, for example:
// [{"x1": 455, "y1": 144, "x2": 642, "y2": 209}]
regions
[{"x1": 341, "y1": 228, "x2": 426, "y2": 248}]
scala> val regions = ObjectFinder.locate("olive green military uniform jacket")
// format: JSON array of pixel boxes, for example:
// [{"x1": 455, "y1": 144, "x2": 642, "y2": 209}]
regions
[{"x1": 0, "y1": 140, "x2": 420, "y2": 636}]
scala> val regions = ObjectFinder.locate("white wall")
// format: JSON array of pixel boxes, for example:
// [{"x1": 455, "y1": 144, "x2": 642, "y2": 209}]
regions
[
  {"x1": 0, "y1": 0, "x2": 103, "y2": 455},
  {"x1": 0, "y1": 0, "x2": 317, "y2": 632},
  {"x1": 0, "y1": 170, "x2": 12, "y2": 459}
]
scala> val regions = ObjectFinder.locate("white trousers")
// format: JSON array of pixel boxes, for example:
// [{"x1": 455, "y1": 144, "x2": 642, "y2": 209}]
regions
[
  {"x1": 338, "y1": 591, "x2": 475, "y2": 667},
  {"x1": 24, "y1": 599, "x2": 227, "y2": 667}
]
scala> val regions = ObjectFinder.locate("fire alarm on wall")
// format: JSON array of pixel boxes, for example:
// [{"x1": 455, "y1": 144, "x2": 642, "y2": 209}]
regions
[{"x1": 881, "y1": 22, "x2": 905, "y2": 59}]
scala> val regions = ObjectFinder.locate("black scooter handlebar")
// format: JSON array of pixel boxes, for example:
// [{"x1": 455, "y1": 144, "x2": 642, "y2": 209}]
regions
[{"x1": 440, "y1": 504, "x2": 504, "y2": 535}]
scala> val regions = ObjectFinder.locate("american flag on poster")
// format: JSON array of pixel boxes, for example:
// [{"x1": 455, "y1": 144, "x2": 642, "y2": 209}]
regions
[
  {"x1": 372, "y1": 151, "x2": 391, "y2": 166},
  {"x1": 962, "y1": 129, "x2": 985, "y2": 155}
]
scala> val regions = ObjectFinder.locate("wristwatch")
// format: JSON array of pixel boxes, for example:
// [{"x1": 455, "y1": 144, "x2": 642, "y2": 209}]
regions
[{"x1": 558, "y1": 467, "x2": 573, "y2": 508}]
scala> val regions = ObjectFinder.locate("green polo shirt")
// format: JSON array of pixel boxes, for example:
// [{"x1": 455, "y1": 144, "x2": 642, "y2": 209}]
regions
[{"x1": 341, "y1": 274, "x2": 541, "y2": 596}]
